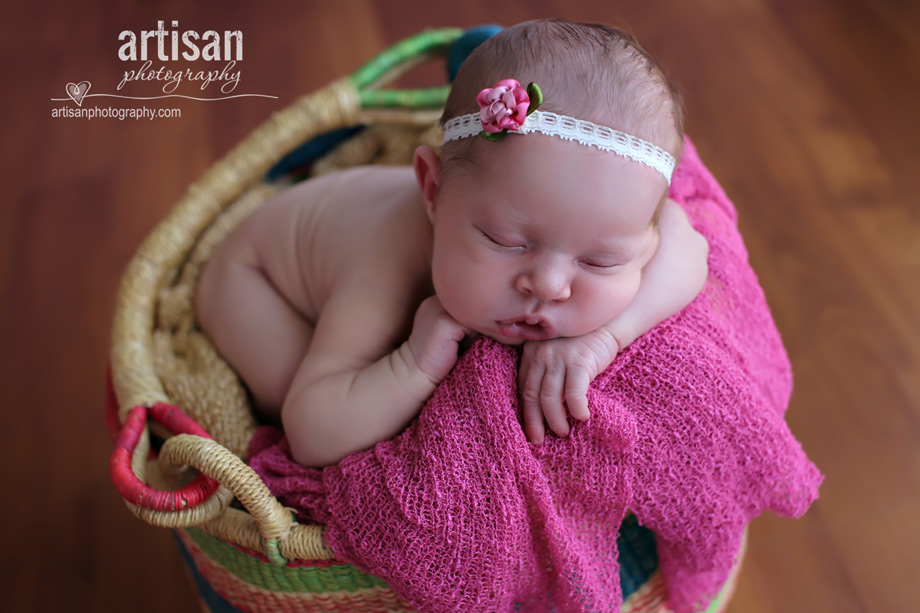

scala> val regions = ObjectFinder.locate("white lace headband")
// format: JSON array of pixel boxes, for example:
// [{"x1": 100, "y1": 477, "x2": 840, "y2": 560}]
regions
[{"x1": 442, "y1": 79, "x2": 676, "y2": 184}]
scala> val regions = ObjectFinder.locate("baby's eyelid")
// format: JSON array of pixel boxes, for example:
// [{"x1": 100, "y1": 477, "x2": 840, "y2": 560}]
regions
[
  {"x1": 479, "y1": 228, "x2": 524, "y2": 249},
  {"x1": 580, "y1": 258, "x2": 621, "y2": 270}
]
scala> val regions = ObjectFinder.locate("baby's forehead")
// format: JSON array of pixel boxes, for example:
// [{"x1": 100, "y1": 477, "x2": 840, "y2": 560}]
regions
[
  {"x1": 463, "y1": 132, "x2": 667, "y2": 189},
  {"x1": 456, "y1": 137, "x2": 665, "y2": 229}
]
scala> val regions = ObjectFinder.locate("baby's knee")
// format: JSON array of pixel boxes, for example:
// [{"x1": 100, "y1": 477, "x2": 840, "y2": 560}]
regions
[
  {"x1": 195, "y1": 236, "x2": 256, "y2": 328},
  {"x1": 195, "y1": 253, "x2": 231, "y2": 337}
]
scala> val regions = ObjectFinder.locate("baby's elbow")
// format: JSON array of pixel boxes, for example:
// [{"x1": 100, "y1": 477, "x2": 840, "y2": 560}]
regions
[
  {"x1": 690, "y1": 229, "x2": 710, "y2": 292},
  {"x1": 281, "y1": 392, "x2": 342, "y2": 468}
]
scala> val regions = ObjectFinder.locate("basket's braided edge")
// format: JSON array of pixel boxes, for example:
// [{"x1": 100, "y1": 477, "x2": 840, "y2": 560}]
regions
[
  {"x1": 110, "y1": 79, "x2": 359, "y2": 563},
  {"x1": 111, "y1": 79, "x2": 361, "y2": 418},
  {"x1": 357, "y1": 107, "x2": 444, "y2": 129}
]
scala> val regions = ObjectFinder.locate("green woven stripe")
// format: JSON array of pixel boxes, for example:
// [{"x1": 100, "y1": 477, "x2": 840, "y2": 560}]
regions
[
  {"x1": 350, "y1": 28, "x2": 463, "y2": 90},
  {"x1": 184, "y1": 528, "x2": 390, "y2": 594},
  {"x1": 359, "y1": 85, "x2": 452, "y2": 109},
  {"x1": 699, "y1": 530, "x2": 747, "y2": 612},
  {"x1": 703, "y1": 578, "x2": 732, "y2": 612},
  {"x1": 183, "y1": 527, "x2": 745, "y2": 605}
]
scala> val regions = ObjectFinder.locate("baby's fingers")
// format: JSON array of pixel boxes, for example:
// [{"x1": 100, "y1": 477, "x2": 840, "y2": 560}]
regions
[
  {"x1": 565, "y1": 369, "x2": 591, "y2": 421},
  {"x1": 540, "y1": 366, "x2": 570, "y2": 438},
  {"x1": 521, "y1": 362, "x2": 547, "y2": 445}
]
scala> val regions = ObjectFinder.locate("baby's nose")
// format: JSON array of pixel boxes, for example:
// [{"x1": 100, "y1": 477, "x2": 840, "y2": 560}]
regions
[{"x1": 515, "y1": 259, "x2": 573, "y2": 302}]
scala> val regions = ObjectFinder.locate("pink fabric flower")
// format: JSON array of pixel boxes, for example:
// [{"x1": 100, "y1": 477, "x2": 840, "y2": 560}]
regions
[{"x1": 476, "y1": 79, "x2": 530, "y2": 133}]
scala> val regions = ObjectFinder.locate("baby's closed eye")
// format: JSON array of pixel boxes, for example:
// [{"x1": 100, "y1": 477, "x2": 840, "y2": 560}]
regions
[
  {"x1": 577, "y1": 256, "x2": 628, "y2": 272},
  {"x1": 478, "y1": 228, "x2": 527, "y2": 250},
  {"x1": 579, "y1": 259, "x2": 619, "y2": 269}
]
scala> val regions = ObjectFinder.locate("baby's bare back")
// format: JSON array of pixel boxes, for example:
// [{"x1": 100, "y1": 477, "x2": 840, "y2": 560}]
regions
[
  {"x1": 246, "y1": 166, "x2": 431, "y2": 322},
  {"x1": 196, "y1": 165, "x2": 433, "y2": 413}
]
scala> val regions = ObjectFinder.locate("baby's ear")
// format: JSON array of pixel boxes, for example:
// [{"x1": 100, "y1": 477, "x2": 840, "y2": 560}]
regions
[{"x1": 413, "y1": 145, "x2": 440, "y2": 223}]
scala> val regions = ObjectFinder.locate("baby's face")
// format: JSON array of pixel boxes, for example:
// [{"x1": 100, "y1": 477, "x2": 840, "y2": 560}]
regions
[{"x1": 428, "y1": 134, "x2": 667, "y2": 345}]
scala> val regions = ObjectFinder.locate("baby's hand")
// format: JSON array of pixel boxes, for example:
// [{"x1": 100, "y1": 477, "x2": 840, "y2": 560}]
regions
[
  {"x1": 406, "y1": 296, "x2": 472, "y2": 386},
  {"x1": 518, "y1": 330, "x2": 619, "y2": 444}
]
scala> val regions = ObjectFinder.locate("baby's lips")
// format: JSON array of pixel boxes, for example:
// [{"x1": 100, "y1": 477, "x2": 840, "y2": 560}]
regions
[{"x1": 495, "y1": 319, "x2": 558, "y2": 341}]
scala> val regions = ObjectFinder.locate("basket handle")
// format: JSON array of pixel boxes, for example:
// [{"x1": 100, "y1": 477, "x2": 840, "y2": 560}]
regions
[
  {"x1": 350, "y1": 27, "x2": 464, "y2": 110},
  {"x1": 156, "y1": 433, "x2": 297, "y2": 565},
  {"x1": 110, "y1": 403, "x2": 299, "y2": 564}
]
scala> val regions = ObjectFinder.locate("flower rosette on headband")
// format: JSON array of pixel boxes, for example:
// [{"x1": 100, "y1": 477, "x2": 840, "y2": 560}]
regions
[{"x1": 476, "y1": 79, "x2": 543, "y2": 141}]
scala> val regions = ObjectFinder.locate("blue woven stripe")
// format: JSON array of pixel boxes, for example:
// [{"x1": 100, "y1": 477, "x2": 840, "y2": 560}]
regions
[{"x1": 173, "y1": 531, "x2": 241, "y2": 613}]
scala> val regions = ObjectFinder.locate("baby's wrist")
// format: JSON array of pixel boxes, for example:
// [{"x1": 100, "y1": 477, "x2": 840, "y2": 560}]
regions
[
  {"x1": 595, "y1": 325, "x2": 624, "y2": 362},
  {"x1": 393, "y1": 341, "x2": 440, "y2": 399}
]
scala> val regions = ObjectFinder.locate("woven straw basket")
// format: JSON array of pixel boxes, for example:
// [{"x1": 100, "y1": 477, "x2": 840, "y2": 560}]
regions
[{"x1": 107, "y1": 28, "x2": 743, "y2": 612}]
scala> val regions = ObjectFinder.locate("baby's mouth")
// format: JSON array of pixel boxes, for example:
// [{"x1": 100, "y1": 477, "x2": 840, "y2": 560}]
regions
[{"x1": 496, "y1": 317, "x2": 556, "y2": 341}]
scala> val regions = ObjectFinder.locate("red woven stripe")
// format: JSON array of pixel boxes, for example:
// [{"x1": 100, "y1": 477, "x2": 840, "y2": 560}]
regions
[
  {"x1": 109, "y1": 403, "x2": 221, "y2": 512},
  {"x1": 227, "y1": 538, "x2": 350, "y2": 569},
  {"x1": 623, "y1": 572, "x2": 667, "y2": 612},
  {"x1": 150, "y1": 402, "x2": 214, "y2": 440}
]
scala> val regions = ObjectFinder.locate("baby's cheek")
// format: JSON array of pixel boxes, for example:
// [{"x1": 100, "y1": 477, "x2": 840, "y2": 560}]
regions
[
  {"x1": 622, "y1": 271, "x2": 644, "y2": 305},
  {"x1": 639, "y1": 229, "x2": 662, "y2": 268},
  {"x1": 595, "y1": 274, "x2": 642, "y2": 321},
  {"x1": 432, "y1": 269, "x2": 481, "y2": 326}
]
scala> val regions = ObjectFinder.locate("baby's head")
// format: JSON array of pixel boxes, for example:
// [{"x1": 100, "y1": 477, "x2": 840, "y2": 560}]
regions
[
  {"x1": 440, "y1": 19, "x2": 683, "y2": 182},
  {"x1": 413, "y1": 19, "x2": 684, "y2": 344}
]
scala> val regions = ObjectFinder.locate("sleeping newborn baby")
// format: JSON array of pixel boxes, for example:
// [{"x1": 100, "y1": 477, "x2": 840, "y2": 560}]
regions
[{"x1": 196, "y1": 19, "x2": 709, "y2": 467}]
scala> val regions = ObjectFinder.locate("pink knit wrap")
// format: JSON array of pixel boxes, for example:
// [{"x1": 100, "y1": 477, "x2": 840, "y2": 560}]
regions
[{"x1": 248, "y1": 139, "x2": 823, "y2": 612}]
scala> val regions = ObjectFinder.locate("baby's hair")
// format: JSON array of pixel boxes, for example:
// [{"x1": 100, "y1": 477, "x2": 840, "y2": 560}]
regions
[{"x1": 440, "y1": 19, "x2": 684, "y2": 198}]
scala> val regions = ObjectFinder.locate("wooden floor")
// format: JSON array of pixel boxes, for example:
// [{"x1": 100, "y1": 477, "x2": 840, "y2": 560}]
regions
[{"x1": 2, "y1": 0, "x2": 918, "y2": 610}]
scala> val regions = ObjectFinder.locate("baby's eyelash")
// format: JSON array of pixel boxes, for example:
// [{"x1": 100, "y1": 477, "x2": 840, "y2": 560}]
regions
[
  {"x1": 584, "y1": 262, "x2": 615, "y2": 269},
  {"x1": 479, "y1": 229, "x2": 524, "y2": 249},
  {"x1": 579, "y1": 259, "x2": 621, "y2": 270}
]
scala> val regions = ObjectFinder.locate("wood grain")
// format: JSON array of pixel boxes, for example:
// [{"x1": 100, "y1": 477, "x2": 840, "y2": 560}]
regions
[{"x1": 2, "y1": 0, "x2": 917, "y2": 610}]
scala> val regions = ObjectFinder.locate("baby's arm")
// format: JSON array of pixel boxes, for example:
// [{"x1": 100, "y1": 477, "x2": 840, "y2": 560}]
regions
[
  {"x1": 520, "y1": 199, "x2": 709, "y2": 443},
  {"x1": 283, "y1": 291, "x2": 468, "y2": 468}
]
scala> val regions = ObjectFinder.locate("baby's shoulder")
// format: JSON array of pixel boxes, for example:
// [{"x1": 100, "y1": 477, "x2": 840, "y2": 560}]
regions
[
  {"x1": 252, "y1": 165, "x2": 416, "y2": 227},
  {"x1": 309, "y1": 164, "x2": 416, "y2": 194}
]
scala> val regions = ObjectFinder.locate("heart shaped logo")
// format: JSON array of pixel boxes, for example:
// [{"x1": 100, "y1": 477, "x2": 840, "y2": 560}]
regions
[{"x1": 66, "y1": 81, "x2": 91, "y2": 106}]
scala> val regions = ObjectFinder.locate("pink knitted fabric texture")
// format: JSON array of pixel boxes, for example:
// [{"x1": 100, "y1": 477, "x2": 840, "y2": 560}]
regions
[{"x1": 248, "y1": 139, "x2": 823, "y2": 612}]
